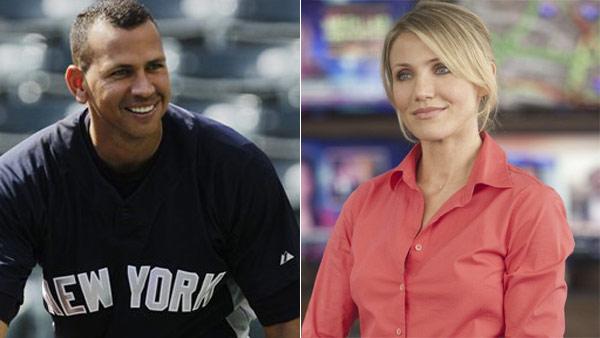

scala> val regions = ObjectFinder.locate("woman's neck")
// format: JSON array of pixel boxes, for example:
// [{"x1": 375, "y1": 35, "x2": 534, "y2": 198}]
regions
[{"x1": 416, "y1": 131, "x2": 482, "y2": 194}]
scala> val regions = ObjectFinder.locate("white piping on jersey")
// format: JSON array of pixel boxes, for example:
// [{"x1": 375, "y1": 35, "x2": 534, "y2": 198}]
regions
[{"x1": 225, "y1": 277, "x2": 257, "y2": 338}]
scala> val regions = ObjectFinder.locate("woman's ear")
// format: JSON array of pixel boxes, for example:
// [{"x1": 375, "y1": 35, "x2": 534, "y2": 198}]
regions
[
  {"x1": 478, "y1": 62, "x2": 496, "y2": 98},
  {"x1": 65, "y1": 65, "x2": 88, "y2": 104}
]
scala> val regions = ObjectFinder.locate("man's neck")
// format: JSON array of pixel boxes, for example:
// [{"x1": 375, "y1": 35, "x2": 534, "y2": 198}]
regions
[{"x1": 89, "y1": 121, "x2": 162, "y2": 174}]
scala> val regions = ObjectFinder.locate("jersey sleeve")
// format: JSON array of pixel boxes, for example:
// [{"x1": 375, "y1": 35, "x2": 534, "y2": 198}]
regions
[
  {"x1": 302, "y1": 188, "x2": 359, "y2": 338},
  {"x1": 503, "y1": 186, "x2": 574, "y2": 337},
  {"x1": 249, "y1": 280, "x2": 298, "y2": 326},
  {"x1": 221, "y1": 147, "x2": 299, "y2": 325},
  {"x1": 0, "y1": 167, "x2": 37, "y2": 324}
]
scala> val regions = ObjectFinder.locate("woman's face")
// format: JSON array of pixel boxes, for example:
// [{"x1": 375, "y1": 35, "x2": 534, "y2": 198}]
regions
[{"x1": 389, "y1": 32, "x2": 482, "y2": 143}]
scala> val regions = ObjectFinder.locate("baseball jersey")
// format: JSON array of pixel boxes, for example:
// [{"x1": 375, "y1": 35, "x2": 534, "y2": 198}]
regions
[{"x1": 0, "y1": 104, "x2": 299, "y2": 337}]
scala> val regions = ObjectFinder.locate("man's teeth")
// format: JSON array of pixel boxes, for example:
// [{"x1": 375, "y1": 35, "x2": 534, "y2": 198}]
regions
[{"x1": 128, "y1": 105, "x2": 155, "y2": 114}]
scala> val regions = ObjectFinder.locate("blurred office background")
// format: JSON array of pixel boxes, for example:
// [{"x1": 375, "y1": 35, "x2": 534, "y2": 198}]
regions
[
  {"x1": 301, "y1": 0, "x2": 599, "y2": 337},
  {"x1": 0, "y1": 0, "x2": 299, "y2": 337}
]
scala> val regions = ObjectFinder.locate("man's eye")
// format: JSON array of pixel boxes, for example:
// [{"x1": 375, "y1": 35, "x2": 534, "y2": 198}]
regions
[
  {"x1": 111, "y1": 69, "x2": 129, "y2": 77},
  {"x1": 148, "y1": 63, "x2": 164, "y2": 71},
  {"x1": 395, "y1": 71, "x2": 411, "y2": 81},
  {"x1": 435, "y1": 64, "x2": 450, "y2": 75}
]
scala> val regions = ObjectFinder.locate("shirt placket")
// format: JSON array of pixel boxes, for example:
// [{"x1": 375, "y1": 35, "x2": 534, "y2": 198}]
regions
[
  {"x1": 390, "y1": 187, "x2": 425, "y2": 337},
  {"x1": 396, "y1": 271, "x2": 407, "y2": 337},
  {"x1": 396, "y1": 225, "x2": 431, "y2": 337},
  {"x1": 407, "y1": 225, "x2": 432, "y2": 265}
]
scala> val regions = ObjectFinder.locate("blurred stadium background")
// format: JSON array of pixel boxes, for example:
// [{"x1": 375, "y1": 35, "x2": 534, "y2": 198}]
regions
[
  {"x1": 0, "y1": 0, "x2": 299, "y2": 337},
  {"x1": 301, "y1": 0, "x2": 599, "y2": 337}
]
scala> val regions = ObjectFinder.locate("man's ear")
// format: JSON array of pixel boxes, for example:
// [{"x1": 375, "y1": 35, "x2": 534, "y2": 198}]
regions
[{"x1": 65, "y1": 65, "x2": 88, "y2": 104}]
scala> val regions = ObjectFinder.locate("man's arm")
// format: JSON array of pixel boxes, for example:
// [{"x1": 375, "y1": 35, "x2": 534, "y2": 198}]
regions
[
  {"x1": 263, "y1": 317, "x2": 299, "y2": 338},
  {"x1": 0, "y1": 320, "x2": 7, "y2": 338},
  {"x1": 218, "y1": 150, "x2": 300, "y2": 337}
]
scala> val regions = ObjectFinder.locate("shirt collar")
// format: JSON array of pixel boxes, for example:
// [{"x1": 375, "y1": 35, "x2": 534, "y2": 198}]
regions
[{"x1": 389, "y1": 132, "x2": 512, "y2": 192}]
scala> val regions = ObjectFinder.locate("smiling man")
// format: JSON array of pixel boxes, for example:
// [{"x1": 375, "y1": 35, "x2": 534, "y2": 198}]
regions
[{"x1": 0, "y1": 1, "x2": 299, "y2": 337}]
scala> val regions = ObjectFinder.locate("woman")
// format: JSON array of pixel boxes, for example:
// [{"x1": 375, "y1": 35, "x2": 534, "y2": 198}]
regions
[{"x1": 302, "y1": 1, "x2": 574, "y2": 337}]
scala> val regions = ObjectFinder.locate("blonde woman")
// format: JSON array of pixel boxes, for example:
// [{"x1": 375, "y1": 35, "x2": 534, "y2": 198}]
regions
[{"x1": 302, "y1": 2, "x2": 574, "y2": 337}]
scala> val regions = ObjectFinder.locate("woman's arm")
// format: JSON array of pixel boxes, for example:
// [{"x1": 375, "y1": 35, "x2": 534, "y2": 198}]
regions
[
  {"x1": 302, "y1": 194, "x2": 359, "y2": 338},
  {"x1": 503, "y1": 187, "x2": 574, "y2": 336}
]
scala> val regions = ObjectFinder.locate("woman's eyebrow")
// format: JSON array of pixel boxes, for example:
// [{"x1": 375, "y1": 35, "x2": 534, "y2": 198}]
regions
[{"x1": 393, "y1": 58, "x2": 440, "y2": 68}]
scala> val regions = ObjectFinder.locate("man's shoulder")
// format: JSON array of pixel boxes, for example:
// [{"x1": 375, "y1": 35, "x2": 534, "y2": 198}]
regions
[
  {"x1": 166, "y1": 104, "x2": 265, "y2": 163},
  {"x1": 0, "y1": 111, "x2": 80, "y2": 183}
]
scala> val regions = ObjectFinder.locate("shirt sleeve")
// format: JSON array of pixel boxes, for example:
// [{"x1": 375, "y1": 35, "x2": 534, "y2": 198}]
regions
[
  {"x1": 302, "y1": 190, "x2": 359, "y2": 338},
  {"x1": 503, "y1": 186, "x2": 575, "y2": 337},
  {"x1": 0, "y1": 171, "x2": 37, "y2": 324},
  {"x1": 221, "y1": 147, "x2": 299, "y2": 325}
]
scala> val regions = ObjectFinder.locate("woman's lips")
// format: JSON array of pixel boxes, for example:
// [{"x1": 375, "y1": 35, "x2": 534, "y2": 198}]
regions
[{"x1": 412, "y1": 106, "x2": 447, "y2": 119}]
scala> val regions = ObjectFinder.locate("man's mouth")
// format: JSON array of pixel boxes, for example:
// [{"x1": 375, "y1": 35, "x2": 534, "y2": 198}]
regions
[{"x1": 125, "y1": 104, "x2": 156, "y2": 115}]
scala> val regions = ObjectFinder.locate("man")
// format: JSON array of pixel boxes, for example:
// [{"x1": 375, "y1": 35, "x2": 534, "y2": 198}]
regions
[{"x1": 0, "y1": 0, "x2": 299, "y2": 337}]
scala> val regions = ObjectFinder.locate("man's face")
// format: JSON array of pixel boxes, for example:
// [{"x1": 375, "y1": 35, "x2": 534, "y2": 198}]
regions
[{"x1": 81, "y1": 19, "x2": 171, "y2": 142}]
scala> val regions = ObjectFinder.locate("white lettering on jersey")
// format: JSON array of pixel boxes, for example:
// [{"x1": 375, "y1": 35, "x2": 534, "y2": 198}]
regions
[
  {"x1": 193, "y1": 272, "x2": 227, "y2": 310},
  {"x1": 145, "y1": 268, "x2": 173, "y2": 311},
  {"x1": 53, "y1": 275, "x2": 87, "y2": 316},
  {"x1": 77, "y1": 268, "x2": 113, "y2": 313},
  {"x1": 128, "y1": 265, "x2": 150, "y2": 308},
  {"x1": 42, "y1": 279, "x2": 64, "y2": 316},
  {"x1": 169, "y1": 270, "x2": 199, "y2": 312},
  {"x1": 44, "y1": 266, "x2": 227, "y2": 316}
]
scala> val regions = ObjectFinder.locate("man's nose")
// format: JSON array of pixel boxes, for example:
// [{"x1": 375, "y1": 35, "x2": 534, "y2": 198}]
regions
[{"x1": 131, "y1": 72, "x2": 155, "y2": 98}]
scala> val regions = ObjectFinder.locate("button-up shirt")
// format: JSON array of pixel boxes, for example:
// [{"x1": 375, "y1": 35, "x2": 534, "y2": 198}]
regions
[{"x1": 303, "y1": 133, "x2": 574, "y2": 337}]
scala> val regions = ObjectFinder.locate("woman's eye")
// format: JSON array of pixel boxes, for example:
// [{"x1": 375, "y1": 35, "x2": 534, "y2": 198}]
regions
[
  {"x1": 435, "y1": 64, "x2": 450, "y2": 75},
  {"x1": 396, "y1": 71, "x2": 411, "y2": 81}
]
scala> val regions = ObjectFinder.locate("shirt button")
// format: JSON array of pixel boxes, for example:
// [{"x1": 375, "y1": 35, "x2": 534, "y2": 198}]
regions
[
  {"x1": 396, "y1": 328, "x2": 402, "y2": 336},
  {"x1": 399, "y1": 283, "x2": 405, "y2": 291},
  {"x1": 415, "y1": 244, "x2": 423, "y2": 251}
]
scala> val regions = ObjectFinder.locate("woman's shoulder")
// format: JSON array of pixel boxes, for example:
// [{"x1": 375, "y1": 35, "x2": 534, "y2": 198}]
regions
[
  {"x1": 503, "y1": 164, "x2": 566, "y2": 220},
  {"x1": 353, "y1": 167, "x2": 399, "y2": 198},
  {"x1": 506, "y1": 163, "x2": 559, "y2": 199},
  {"x1": 342, "y1": 167, "x2": 400, "y2": 215}
]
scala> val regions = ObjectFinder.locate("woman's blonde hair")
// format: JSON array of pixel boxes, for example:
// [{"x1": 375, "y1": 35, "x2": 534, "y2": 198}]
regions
[{"x1": 381, "y1": 0, "x2": 498, "y2": 142}]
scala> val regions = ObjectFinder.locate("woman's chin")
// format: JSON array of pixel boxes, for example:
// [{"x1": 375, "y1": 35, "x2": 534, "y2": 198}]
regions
[{"x1": 410, "y1": 129, "x2": 449, "y2": 143}]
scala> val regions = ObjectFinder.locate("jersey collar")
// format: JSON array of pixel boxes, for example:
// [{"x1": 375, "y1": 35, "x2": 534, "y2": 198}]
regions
[{"x1": 66, "y1": 107, "x2": 189, "y2": 206}]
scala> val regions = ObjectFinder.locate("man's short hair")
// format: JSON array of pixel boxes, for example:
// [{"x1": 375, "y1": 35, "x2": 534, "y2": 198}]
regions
[{"x1": 69, "y1": 0, "x2": 156, "y2": 72}]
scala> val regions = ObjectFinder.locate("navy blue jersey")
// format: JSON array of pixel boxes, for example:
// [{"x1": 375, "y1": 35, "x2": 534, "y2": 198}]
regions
[{"x1": 0, "y1": 104, "x2": 299, "y2": 337}]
